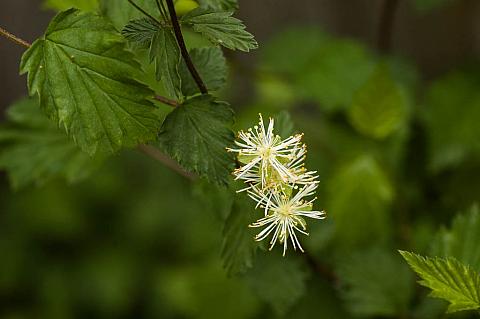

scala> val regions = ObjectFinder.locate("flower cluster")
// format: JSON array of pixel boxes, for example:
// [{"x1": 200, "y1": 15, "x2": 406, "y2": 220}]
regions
[{"x1": 228, "y1": 114, "x2": 325, "y2": 256}]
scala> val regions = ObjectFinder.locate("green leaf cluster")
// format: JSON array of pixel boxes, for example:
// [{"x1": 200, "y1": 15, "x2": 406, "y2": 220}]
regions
[{"x1": 0, "y1": 98, "x2": 100, "y2": 189}]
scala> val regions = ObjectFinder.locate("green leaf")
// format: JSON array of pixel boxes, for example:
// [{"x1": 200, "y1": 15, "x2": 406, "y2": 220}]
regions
[
  {"x1": 431, "y1": 205, "x2": 480, "y2": 271},
  {"x1": 296, "y1": 39, "x2": 375, "y2": 112},
  {"x1": 100, "y1": 0, "x2": 158, "y2": 30},
  {"x1": 182, "y1": 8, "x2": 257, "y2": 52},
  {"x1": 179, "y1": 47, "x2": 227, "y2": 96},
  {"x1": 423, "y1": 69, "x2": 480, "y2": 171},
  {"x1": 221, "y1": 194, "x2": 259, "y2": 276},
  {"x1": 400, "y1": 251, "x2": 480, "y2": 313},
  {"x1": 158, "y1": 94, "x2": 235, "y2": 184},
  {"x1": 44, "y1": 0, "x2": 98, "y2": 11},
  {"x1": 151, "y1": 28, "x2": 183, "y2": 99},
  {"x1": 327, "y1": 155, "x2": 394, "y2": 249},
  {"x1": 198, "y1": 0, "x2": 238, "y2": 11},
  {"x1": 348, "y1": 66, "x2": 409, "y2": 139},
  {"x1": 0, "y1": 98, "x2": 100, "y2": 190},
  {"x1": 245, "y1": 253, "x2": 308, "y2": 315},
  {"x1": 338, "y1": 248, "x2": 414, "y2": 317},
  {"x1": 122, "y1": 18, "x2": 182, "y2": 99},
  {"x1": 20, "y1": 9, "x2": 161, "y2": 156}
]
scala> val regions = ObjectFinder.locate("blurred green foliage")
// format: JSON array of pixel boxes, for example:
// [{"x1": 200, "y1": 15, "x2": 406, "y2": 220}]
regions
[{"x1": 1, "y1": 0, "x2": 479, "y2": 317}]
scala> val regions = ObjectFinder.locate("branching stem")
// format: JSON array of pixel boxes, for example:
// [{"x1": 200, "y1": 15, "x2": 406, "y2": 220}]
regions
[
  {"x1": 165, "y1": 0, "x2": 208, "y2": 94},
  {"x1": 0, "y1": 26, "x2": 31, "y2": 48}
]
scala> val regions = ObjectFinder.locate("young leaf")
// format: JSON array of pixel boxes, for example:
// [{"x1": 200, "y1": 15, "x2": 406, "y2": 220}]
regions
[
  {"x1": 400, "y1": 251, "x2": 480, "y2": 313},
  {"x1": 338, "y1": 248, "x2": 414, "y2": 317},
  {"x1": 0, "y1": 98, "x2": 100, "y2": 190},
  {"x1": 122, "y1": 18, "x2": 182, "y2": 99},
  {"x1": 431, "y1": 205, "x2": 480, "y2": 271},
  {"x1": 221, "y1": 194, "x2": 259, "y2": 276},
  {"x1": 179, "y1": 47, "x2": 227, "y2": 96},
  {"x1": 181, "y1": 8, "x2": 257, "y2": 52},
  {"x1": 198, "y1": 0, "x2": 238, "y2": 11},
  {"x1": 327, "y1": 155, "x2": 394, "y2": 249},
  {"x1": 158, "y1": 94, "x2": 235, "y2": 185},
  {"x1": 348, "y1": 66, "x2": 408, "y2": 139},
  {"x1": 245, "y1": 253, "x2": 308, "y2": 315},
  {"x1": 423, "y1": 70, "x2": 480, "y2": 171},
  {"x1": 20, "y1": 9, "x2": 161, "y2": 156}
]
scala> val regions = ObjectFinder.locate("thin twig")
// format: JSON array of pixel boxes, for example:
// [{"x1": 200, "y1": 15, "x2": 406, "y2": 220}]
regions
[
  {"x1": 165, "y1": 0, "x2": 208, "y2": 94},
  {"x1": 0, "y1": 26, "x2": 31, "y2": 48},
  {"x1": 138, "y1": 145, "x2": 197, "y2": 180},
  {"x1": 127, "y1": 0, "x2": 162, "y2": 25},
  {"x1": 377, "y1": 0, "x2": 400, "y2": 52},
  {"x1": 154, "y1": 95, "x2": 179, "y2": 107}
]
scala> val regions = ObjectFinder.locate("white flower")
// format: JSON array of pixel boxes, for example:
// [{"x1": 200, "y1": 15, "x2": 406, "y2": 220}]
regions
[
  {"x1": 228, "y1": 114, "x2": 311, "y2": 190},
  {"x1": 248, "y1": 183, "x2": 326, "y2": 256}
]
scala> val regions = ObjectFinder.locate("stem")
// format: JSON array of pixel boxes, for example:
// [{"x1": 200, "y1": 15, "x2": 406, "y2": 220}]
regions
[
  {"x1": 0, "y1": 26, "x2": 31, "y2": 48},
  {"x1": 377, "y1": 0, "x2": 399, "y2": 52},
  {"x1": 127, "y1": 0, "x2": 162, "y2": 25},
  {"x1": 165, "y1": 0, "x2": 208, "y2": 94},
  {"x1": 154, "y1": 95, "x2": 179, "y2": 107},
  {"x1": 304, "y1": 252, "x2": 338, "y2": 285},
  {"x1": 138, "y1": 145, "x2": 196, "y2": 180},
  {"x1": 155, "y1": 0, "x2": 169, "y2": 22}
]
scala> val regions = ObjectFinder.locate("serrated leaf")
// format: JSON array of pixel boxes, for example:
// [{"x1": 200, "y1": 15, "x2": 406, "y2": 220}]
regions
[
  {"x1": 182, "y1": 8, "x2": 257, "y2": 52},
  {"x1": 151, "y1": 28, "x2": 182, "y2": 99},
  {"x1": 122, "y1": 18, "x2": 182, "y2": 99},
  {"x1": 423, "y1": 70, "x2": 480, "y2": 171},
  {"x1": 221, "y1": 194, "x2": 259, "y2": 276},
  {"x1": 158, "y1": 94, "x2": 235, "y2": 184},
  {"x1": 44, "y1": 0, "x2": 98, "y2": 11},
  {"x1": 20, "y1": 9, "x2": 161, "y2": 156},
  {"x1": 327, "y1": 155, "x2": 394, "y2": 249},
  {"x1": 198, "y1": 0, "x2": 238, "y2": 11},
  {"x1": 400, "y1": 251, "x2": 480, "y2": 313},
  {"x1": 0, "y1": 98, "x2": 100, "y2": 190},
  {"x1": 100, "y1": 0, "x2": 158, "y2": 30},
  {"x1": 348, "y1": 66, "x2": 408, "y2": 139},
  {"x1": 245, "y1": 253, "x2": 308, "y2": 315},
  {"x1": 431, "y1": 205, "x2": 480, "y2": 271},
  {"x1": 338, "y1": 248, "x2": 414, "y2": 317},
  {"x1": 179, "y1": 47, "x2": 227, "y2": 96}
]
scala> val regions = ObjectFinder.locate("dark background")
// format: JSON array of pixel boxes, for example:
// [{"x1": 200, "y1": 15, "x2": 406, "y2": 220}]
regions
[{"x1": 1, "y1": 0, "x2": 480, "y2": 113}]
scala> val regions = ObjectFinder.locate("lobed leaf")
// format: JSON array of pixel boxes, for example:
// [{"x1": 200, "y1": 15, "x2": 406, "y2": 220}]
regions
[
  {"x1": 400, "y1": 251, "x2": 480, "y2": 313},
  {"x1": 431, "y1": 205, "x2": 480, "y2": 271},
  {"x1": 182, "y1": 8, "x2": 257, "y2": 52},
  {"x1": 158, "y1": 94, "x2": 235, "y2": 185},
  {"x1": 221, "y1": 194, "x2": 259, "y2": 276},
  {"x1": 179, "y1": 47, "x2": 227, "y2": 96},
  {"x1": 20, "y1": 9, "x2": 162, "y2": 156}
]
